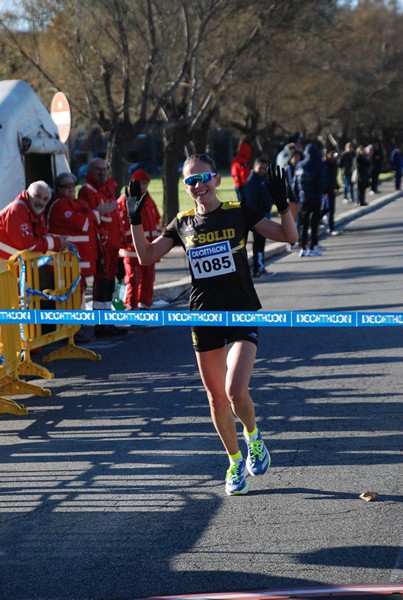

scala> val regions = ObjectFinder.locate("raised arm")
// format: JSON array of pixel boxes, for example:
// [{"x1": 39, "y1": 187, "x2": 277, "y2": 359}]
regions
[
  {"x1": 254, "y1": 164, "x2": 298, "y2": 244},
  {"x1": 254, "y1": 210, "x2": 298, "y2": 244}
]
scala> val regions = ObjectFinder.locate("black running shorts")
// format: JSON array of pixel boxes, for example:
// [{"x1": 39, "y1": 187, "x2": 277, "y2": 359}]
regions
[{"x1": 191, "y1": 325, "x2": 259, "y2": 352}]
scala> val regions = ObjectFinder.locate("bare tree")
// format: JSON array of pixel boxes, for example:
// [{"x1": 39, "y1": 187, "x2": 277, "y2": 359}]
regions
[
  {"x1": 141, "y1": 0, "x2": 326, "y2": 221},
  {"x1": 2, "y1": 0, "x2": 403, "y2": 223},
  {"x1": 1, "y1": 0, "x2": 149, "y2": 190},
  {"x1": 0, "y1": 0, "x2": 311, "y2": 221},
  {"x1": 220, "y1": 1, "x2": 343, "y2": 149}
]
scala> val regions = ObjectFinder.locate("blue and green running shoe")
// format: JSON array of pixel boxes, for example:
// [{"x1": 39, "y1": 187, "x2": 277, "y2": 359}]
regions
[
  {"x1": 244, "y1": 431, "x2": 271, "y2": 476},
  {"x1": 225, "y1": 459, "x2": 249, "y2": 495}
]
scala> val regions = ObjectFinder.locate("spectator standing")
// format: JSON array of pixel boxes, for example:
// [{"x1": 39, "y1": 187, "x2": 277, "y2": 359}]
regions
[
  {"x1": 286, "y1": 149, "x2": 303, "y2": 224},
  {"x1": 230, "y1": 140, "x2": 252, "y2": 201},
  {"x1": 117, "y1": 168, "x2": 161, "y2": 309},
  {"x1": 369, "y1": 141, "x2": 383, "y2": 194},
  {"x1": 390, "y1": 144, "x2": 403, "y2": 191},
  {"x1": 276, "y1": 142, "x2": 296, "y2": 171},
  {"x1": 322, "y1": 148, "x2": 340, "y2": 236},
  {"x1": 356, "y1": 145, "x2": 371, "y2": 206},
  {"x1": 0, "y1": 181, "x2": 70, "y2": 341},
  {"x1": 340, "y1": 142, "x2": 356, "y2": 204},
  {"x1": 47, "y1": 172, "x2": 115, "y2": 304},
  {"x1": 78, "y1": 157, "x2": 127, "y2": 337},
  {"x1": 294, "y1": 141, "x2": 326, "y2": 257},
  {"x1": 0, "y1": 181, "x2": 69, "y2": 259},
  {"x1": 243, "y1": 157, "x2": 274, "y2": 278}
]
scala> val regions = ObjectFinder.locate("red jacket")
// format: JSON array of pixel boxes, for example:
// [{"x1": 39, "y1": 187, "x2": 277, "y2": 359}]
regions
[
  {"x1": 78, "y1": 173, "x2": 123, "y2": 250},
  {"x1": 0, "y1": 191, "x2": 63, "y2": 260},
  {"x1": 117, "y1": 192, "x2": 161, "y2": 259},
  {"x1": 230, "y1": 143, "x2": 252, "y2": 188},
  {"x1": 47, "y1": 195, "x2": 100, "y2": 276}
]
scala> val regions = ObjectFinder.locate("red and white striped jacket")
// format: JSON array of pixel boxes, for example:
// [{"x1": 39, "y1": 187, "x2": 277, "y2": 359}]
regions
[
  {"x1": 78, "y1": 174, "x2": 124, "y2": 250},
  {"x1": 47, "y1": 195, "x2": 100, "y2": 276},
  {"x1": 0, "y1": 191, "x2": 63, "y2": 260}
]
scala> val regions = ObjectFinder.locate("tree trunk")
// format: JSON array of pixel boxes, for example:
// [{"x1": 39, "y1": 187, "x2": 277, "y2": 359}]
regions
[
  {"x1": 106, "y1": 125, "x2": 132, "y2": 197},
  {"x1": 190, "y1": 107, "x2": 218, "y2": 155},
  {"x1": 161, "y1": 125, "x2": 188, "y2": 226}
]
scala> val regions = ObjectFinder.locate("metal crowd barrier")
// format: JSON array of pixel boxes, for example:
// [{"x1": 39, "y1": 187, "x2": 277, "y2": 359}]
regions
[
  {"x1": 1, "y1": 248, "x2": 401, "y2": 418},
  {"x1": 8, "y1": 248, "x2": 101, "y2": 383},
  {"x1": 0, "y1": 259, "x2": 50, "y2": 416}
]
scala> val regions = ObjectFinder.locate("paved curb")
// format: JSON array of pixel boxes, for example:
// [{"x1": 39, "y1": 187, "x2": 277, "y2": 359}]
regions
[
  {"x1": 153, "y1": 274, "x2": 191, "y2": 303},
  {"x1": 333, "y1": 189, "x2": 402, "y2": 229}
]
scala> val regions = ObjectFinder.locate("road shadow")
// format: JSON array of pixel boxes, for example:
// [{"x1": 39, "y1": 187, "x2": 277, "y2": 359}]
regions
[{"x1": 1, "y1": 325, "x2": 401, "y2": 599}]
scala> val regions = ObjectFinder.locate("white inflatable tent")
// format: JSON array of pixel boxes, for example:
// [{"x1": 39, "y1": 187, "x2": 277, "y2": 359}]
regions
[{"x1": 0, "y1": 79, "x2": 70, "y2": 210}]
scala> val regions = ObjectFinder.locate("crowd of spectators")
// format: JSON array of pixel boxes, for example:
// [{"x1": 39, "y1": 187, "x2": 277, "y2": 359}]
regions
[
  {"x1": 0, "y1": 136, "x2": 401, "y2": 339},
  {"x1": 231, "y1": 137, "x2": 401, "y2": 262},
  {"x1": 0, "y1": 161, "x2": 161, "y2": 341}
]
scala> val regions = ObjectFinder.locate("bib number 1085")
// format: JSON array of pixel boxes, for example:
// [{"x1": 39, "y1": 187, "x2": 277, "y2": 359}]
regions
[{"x1": 189, "y1": 241, "x2": 236, "y2": 279}]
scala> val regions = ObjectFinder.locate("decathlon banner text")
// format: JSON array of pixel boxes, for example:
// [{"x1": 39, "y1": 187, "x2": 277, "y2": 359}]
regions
[{"x1": 1, "y1": 310, "x2": 403, "y2": 327}]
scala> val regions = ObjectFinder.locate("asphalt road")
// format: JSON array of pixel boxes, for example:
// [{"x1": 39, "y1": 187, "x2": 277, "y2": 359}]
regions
[{"x1": 0, "y1": 194, "x2": 402, "y2": 600}]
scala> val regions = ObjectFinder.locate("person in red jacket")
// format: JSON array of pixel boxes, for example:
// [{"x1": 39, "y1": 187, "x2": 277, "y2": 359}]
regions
[
  {"x1": 47, "y1": 172, "x2": 116, "y2": 303},
  {"x1": 0, "y1": 180, "x2": 69, "y2": 260},
  {"x1": 78, "y1": 158, "x2": 127, "y2": 337},
  {"x1": 230, "y1": 141, "x2": 252, "y2": 201},
  {"x1": 117, "y1": 168, "x2": 161, "y2": 309}
]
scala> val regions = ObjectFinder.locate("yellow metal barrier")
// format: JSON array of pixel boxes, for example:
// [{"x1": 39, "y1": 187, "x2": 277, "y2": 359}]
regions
[
  {"x1": 9, "y1": 248, "x2": 101, "y2": 382},
  {"x1": 0, "y1": 259, "x2": 50, "y2": 416}
]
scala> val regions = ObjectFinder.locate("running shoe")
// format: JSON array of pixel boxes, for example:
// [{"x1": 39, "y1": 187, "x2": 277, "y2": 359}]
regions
[
  {"x1": 138, "y1": 302, "x2": 152, "y2": 309},
  {"x1": 225, "y1": 459, "x2": 249, "y2": 495},
  {"x1": 244, "y1": 431, "x2": 271, "y2": 476},
  {"x1": 309, "y1": 247, "x2": 322, "y2": 256}
]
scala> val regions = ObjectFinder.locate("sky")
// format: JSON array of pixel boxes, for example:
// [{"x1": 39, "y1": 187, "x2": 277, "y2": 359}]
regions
[
  {"x1": 0, "y1": 0, "x2": 35, "y2": 20},
  {"x1": 0, "y1": 0, "x2": 27, "y2": 26},
  {"x1": 0, "y1": 0, "x2": 23, "y2": 12},
  {"x1": 337, "y1": 0, "x2": 403, "y2": 7}
]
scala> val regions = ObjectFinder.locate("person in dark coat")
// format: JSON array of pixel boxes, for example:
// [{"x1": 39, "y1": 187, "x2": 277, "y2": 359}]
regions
[
  {"x1": 370, "y1": 141, "x2": 383, "y2": 194},
  {"x1": 340, "y1": 142, "x2": 356, "y2": 203},
  {"x1": 390, "y1": 145, "x2": 403, "y2": 191},
  {"x1": 322, "y1": 148, "x2": 340, "y2": 236},
  {"x1": 243, "y1": 157, "x2": 273, "y2": 278},
  {"x1": 293, "y1": 141, "x2": 326, "y2": 256},
  {"x1": 356, "y1": 145, "x2": 371, "y2": 206}
]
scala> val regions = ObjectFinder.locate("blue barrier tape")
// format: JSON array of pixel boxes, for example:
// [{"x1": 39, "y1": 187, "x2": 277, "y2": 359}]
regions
[
  {"x1": 25, "y1": 275, "x2": 81, "y2": 303},
  {"x1": 18, "y1": 254, "x2": 55, "y2": 308},
  {"x1": 23, "y1": 245, "x2": 81, "y2": 305},
  {"x1": 1, "y1": 309, "x2": 403, "y2": 327}
]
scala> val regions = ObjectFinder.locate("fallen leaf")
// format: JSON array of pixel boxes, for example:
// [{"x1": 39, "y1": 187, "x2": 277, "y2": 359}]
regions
[{"x1": 359, "y1": 491, "x2": 378, "y2": 502}]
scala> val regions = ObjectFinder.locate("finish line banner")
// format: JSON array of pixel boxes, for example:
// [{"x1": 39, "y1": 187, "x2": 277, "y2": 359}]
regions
[{"x1": 1, "y1": 310, "x2": 403, "y2": 327}]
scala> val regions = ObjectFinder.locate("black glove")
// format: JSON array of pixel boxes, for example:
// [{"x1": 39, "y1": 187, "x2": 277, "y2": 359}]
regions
[
  {"x1": 125, "y1": 180, "x2": 147, "y2": 225},
  {"x1": 267, "y1": 163, "x2": 289, "y2": 214}
]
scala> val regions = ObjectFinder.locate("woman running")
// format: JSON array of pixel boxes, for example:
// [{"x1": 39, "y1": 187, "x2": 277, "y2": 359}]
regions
[{"x1": 126, "y1": 153, "x2": 298, "y2": 495}]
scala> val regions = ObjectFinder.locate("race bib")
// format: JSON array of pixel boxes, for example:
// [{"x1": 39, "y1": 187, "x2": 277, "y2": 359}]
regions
[{"x1": 188, "y1": 241, "x2": 235, "y2": 279}]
